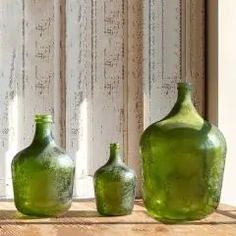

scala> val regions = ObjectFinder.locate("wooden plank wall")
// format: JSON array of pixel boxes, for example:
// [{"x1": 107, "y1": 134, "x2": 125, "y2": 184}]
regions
[
  {"x1": 0, "y1": 0, "x2": 205, "y2": 198},
  {"x1": 142, "y1": 0, "x2": 205, "y2": 195},
  {"x1": 144, "y1": 0, "x2": 205, "y2": 126},
  {"x1": 0, "y1": 0, "x2": 23, "y2": 198}
]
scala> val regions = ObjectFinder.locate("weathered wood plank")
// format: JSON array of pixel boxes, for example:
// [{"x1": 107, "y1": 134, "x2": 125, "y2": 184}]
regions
[
  {"x1": 53, "y1": 0, "x2": 67, "y2": 148},
  {"x1": 0, "y1": 0, "x2": 69, "y2": 198},
  {"x1": 0, "y1": 0, "x2": 206, "y2": 199},
  {"x1": 185, "y1": 0, "x2": 205, "y2": 115},
  {"x1": 0, "y1": 0, "x2": 23, "y2": 198},
  {"x1": 0, "y1": 201, "x2": 236, "y2": 236},
  {"x1": 90, "y1": 0, "x2": 126, "y2": 174},
  {"x1": 141, "y1": 0, "x2": 205, "y2": 196},
  {"x1": 127, "y1": 0, "x2": 144, "y2": 197},
  {"x1": 147, "y1": 0, "x2": 182, "y2": 125},
  {"x1": 23, "y1": 0, "x2": 59, "y2": 145},
  {"x1": 145, "y1": 0, "x2": 205, "y2": 127},
  {"x1": 66, "y1": 0, "x2": 126, "y2": 191},
  {"x1": 66, "y1": 0, "x2": 93, "y2": 197}
]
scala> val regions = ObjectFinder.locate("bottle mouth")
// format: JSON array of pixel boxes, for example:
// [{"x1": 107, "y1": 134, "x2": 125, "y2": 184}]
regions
[
  {"x1": 35, "y1": 114, "x2": 53, "y2": 123},
  {"x1": 177, "y1": 82, "x2": 193, "y2": 90},
  {"x1": 110, "y1": 143, "x2": 120, "y2": 150}
]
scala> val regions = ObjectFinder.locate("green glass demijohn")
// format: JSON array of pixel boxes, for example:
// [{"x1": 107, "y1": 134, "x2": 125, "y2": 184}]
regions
[
  {"x1": 140, "y1": 82, "x2": 227, "y2": 222},
  {"x1": 11, "y1": 115, "x2": 75, "y2": 217},
  {"x1": 94, "y1": 143, "x2": 136, "y2": 216}
]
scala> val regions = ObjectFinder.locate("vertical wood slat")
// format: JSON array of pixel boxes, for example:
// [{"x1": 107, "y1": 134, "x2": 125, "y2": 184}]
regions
[
  {"x1": 66, "y1": 0, "x2": 126, "y2": 197},
  {"x1": 0, "y1": 0, "x2": 23, "y2": 197},
  {"x1": 127, "y1": 0, "x2": 144, "y2": 197},
  {"x1": 90, "y1": 0, "x2": 126, "y2": 173},
  {"x1": 66, "y1": 0, "x2": 93, "y2": 197},
  {"x1": 146, "y1": 0, "x2": 182, "y2": 126},
  {"x1": 23, "y1": 0, "x2": 62, "y2": 146},
  {"x1": 185, "y1": 0, "x2": 205, "y2": 115},
  {"x1": 141, "y1": 0, "x2": 205, "y2": 195},
  {"x1": 0, "y1": 0, "x2": 65, "y2": 198},
  {"x1": 54, "y1": 0, "x2": 67, "y2": 149},
  {"x1": 144, "y1": 0, "x2": 205, "y2": 127}
]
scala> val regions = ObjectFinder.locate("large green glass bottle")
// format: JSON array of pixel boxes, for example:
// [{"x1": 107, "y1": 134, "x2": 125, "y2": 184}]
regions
[
  {"x1": 140, "y1": 82, "x2": 226, "y2": 222},
  {"x1": 11, "y1": 115, "x2": 75, "y2": 217},
  {"x1": 94, "y1": 143, "x2": 136, "y2": 216}
]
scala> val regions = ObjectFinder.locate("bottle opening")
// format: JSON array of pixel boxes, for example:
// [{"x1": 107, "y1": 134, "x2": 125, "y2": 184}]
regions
[
  {"x1": 35, "y1": 114, "x2": 53, "y2": 123},
  {"x1": 110, "y1": 143, "x2": 120, "y2": 150},
  {"x1": 177, "y1": 82, "x2": 193, "y2": 90}
]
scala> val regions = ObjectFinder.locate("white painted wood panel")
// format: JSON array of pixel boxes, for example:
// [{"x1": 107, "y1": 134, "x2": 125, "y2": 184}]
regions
[
  {"x1": 23, "y1": 0, "x2": 61, "y2": 145},
  {"x1": 147, "y1": 0, "x2": 182, "y2": 125},
  {"x1": 127, "y1": 0, "x2": 144, "y2": 197},
  {"x1": 0, "y1": 0, "x2": 65, "y2": 198},
  {"x1": 142, "y1": 0, "x2": 205, "y2": 196},
  {"x1": 0, "y1": 0, "x2": 23, "y2": 198},
  {"x1": 66, "y1": 0, "x2": 93, "y2": 198},
  {"x1": 66, "y1": 0, "x2": 126, "y2": 197},
  {"x1": 0, "y1": 0, "x2": 205, "y2": 198},
  {"x1": 90, "y1": 0, "x2": 126, "y2": 173},
  {"x1": 53, "y1": 0, "x2": 67, "y2": 149},
  {"x1": 145, "y1": 0, "x2": 205, "y2": 126}
]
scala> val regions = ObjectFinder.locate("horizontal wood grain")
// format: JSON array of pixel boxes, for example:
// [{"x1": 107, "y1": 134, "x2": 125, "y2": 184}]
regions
[{"x1": 0, "y1": 201, "x2": 236, "y2": 236}]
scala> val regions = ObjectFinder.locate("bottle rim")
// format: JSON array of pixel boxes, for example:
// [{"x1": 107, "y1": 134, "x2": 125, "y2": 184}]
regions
[
  {"x1": 177, "y1": 82, "x2": 193, "y2": 90},
  {"x1": 35, "y1": 114, "x2": 53, "y2": 123},
  {"x1": 110, "y1": 143, "x2": 120, "y2": 150}
]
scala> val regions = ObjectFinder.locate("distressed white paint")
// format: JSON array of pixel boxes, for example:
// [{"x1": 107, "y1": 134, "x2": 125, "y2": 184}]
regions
[
  {"x1": 0, "y1": 0, "x2": 23, "y2": 198},
  {"x1": 147, "y1": 0, "x2": 182, "y2": 125},
  {"x1": 90, "y1": 0, "x2": 126, "y2": 173},
  {"x1": 0, "y1": 0, "x2": 205, "y2": 198},
  {"x1": 127, "y1": 0, "x2": 144, "y2": 197},
  {"x1": 66, "y1": 0, "x2": 92, "y2": 197},
  {"x1": 145, "y1": 0, "x2": 205, "y2": 126},
  {"x1": 142, "y1": 0, "x2": 205, "y2": 196},
  {"x1": 23, "y1": 0, "x2": 59, "y2": 145},
  {"x1": 53, "y1": 0, "x2": 66, "y2": 148},
  {"x1": 0, "y1": 0, "x2": 65, "y2": 198}
]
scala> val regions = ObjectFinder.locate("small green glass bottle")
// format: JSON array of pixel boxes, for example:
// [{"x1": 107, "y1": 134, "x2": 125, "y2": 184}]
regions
[
  {"x1": 94, "y1": 143, "x2": 136, "y2": 216},
  {"x1": 140, "y1": 82, "x2": 227, "y2": 222},
  {"x1": 11, "y1": 115, "x2": 75, "y2": 217}
]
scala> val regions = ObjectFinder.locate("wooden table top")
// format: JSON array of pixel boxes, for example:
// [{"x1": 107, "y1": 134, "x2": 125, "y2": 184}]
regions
[{"x1": 0, "y1": 200, "x2": 236, "y2": 236}]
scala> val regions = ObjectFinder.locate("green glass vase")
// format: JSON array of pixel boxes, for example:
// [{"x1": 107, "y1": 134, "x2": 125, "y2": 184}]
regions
[
  {"x1": 94, "y1": 143, "x2": 136, "y2": 216},
  {"x1": 140, "y1": 82, "x2": 227, "y2": 222},
  {"x1": 11, "y1": 115, "x2": 75, "y2": 217}
]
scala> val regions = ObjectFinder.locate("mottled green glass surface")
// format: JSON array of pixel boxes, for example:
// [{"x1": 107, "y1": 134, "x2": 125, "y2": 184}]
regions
[
  {"x1": 11, "y1": 115, "x2": 75, "y2": 217},
  {"x1": 140, "y1": 83, "x2": 227, "y2": 222},
  {"x1": 94, "y1": 144, "x2": 136, "y2": 216}
]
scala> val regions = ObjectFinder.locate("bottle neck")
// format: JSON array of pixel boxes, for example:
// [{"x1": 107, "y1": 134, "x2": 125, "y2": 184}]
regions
[
  {"x1": 108, "y1": 144, "x2": 123, "y2": 164},
  {"x1": 176, "y1": 87, "x2": 193, "y2": 105},
  {"x1": 32, "y1": 122, "x2": 54, "y2": 145},
  {"x1": 165, "y1": 85, "x2": 201, "y2": 120}
]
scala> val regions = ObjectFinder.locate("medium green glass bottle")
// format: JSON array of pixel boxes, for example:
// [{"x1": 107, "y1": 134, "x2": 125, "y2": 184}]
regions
[
  {"x1": 140, "y1": 82, "x2": 227, "y2": 222},
  {"x1": 94, "y1": 143, "x2": 136, "y2": 216},
  {"x1": 11, "y1": 115, "x2": 75, "y2": 217}
]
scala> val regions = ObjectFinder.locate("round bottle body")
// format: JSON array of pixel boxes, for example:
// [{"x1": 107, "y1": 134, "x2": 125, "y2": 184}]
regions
[
  {"x1": 94, "y1": 144, "x2": 136, "y2": 216},
  {"x1": 140, "y1": 83, "x2": 226, "y2": 222},
  {"x1": 12, "y1": 115, "x2": 75, "y2": 217}
]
